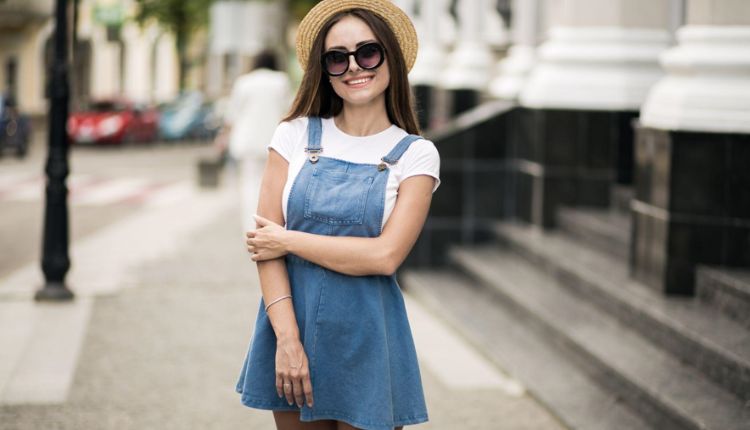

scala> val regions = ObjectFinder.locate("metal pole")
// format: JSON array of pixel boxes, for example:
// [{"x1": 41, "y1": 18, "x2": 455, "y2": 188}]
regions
[{"x1": 36, "y1": 0, "x2": 74, "y2": 301}]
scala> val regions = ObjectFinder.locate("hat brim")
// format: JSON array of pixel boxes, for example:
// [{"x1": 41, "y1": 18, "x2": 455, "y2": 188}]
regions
[{"x1": 296, "y1": 0, "x2": 418, "y2": 73}]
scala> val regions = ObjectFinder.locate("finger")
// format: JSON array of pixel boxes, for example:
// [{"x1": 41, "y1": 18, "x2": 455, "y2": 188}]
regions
[
  {"x1": 293, "y1": 377, "x2": 304, "y2": 408},
  {"x1": 253, "y1": 214, "x2": 269, "y2": 227},
  {"x1": 255, "y1": 214, "x2": 281, "y2": 229},
  {"x1": 301, "y1": 366, "x2": 314, "y2": 407},
  {"x1": 246, "y1": 230, "x2": 256, "y2": 238},
  {"x1": 276, "y1": 374, "x2": 283, "y2": 398},
  {"x1": 283, "y1": 379, "x2": 294, "y2": 405}
]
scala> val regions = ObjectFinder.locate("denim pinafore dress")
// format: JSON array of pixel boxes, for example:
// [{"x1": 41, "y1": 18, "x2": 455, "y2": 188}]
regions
[{"x1": 236, "y1": 117, "x2": 428, "y2": 430}]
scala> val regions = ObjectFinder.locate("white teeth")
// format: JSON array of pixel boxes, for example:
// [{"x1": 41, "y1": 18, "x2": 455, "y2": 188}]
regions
[{"x1": 347, "y1": 77, "x2": 371, "y2": 85}]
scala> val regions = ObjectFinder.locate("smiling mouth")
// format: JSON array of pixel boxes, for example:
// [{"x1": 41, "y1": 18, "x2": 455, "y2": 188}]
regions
[{"x1": 344, "y1": 76, "x2": 373, "y2": 86}]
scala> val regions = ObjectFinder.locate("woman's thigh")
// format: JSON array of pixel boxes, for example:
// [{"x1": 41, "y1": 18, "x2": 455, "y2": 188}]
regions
[{"x1": 273, "y1": 411, "x2": 336, "y2": 430}]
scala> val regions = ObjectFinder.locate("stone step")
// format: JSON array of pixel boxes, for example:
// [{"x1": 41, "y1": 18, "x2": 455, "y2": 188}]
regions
[
  {"x1": 492, "y1": 221, "x2": 750, "y2": 403},
  {"x1": 448, "y1": 246, "x2": 749, "y2": 430},
  {"x1": 401, "y1": 269, "x2": 653, "y2": 430},
  {"x1": 556, "y1": 206, "x2": 630, "y2": 261},
  {"x1": 697, "y1": 266, "x2": 750, "y2": 329}
]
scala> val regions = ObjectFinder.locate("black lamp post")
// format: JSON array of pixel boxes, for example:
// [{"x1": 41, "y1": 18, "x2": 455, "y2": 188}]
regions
[{"x1": 36, "y1": 0, "x2": 74, "y2": 301}]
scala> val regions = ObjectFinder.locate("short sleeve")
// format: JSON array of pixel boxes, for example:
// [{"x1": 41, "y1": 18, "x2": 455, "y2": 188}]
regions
[
  {"x1": 400, "y1": 139, "x2": 441, "y2": 193},
  {"x1": 266, "y1": 118, "x2": 306, "y2": 162}
]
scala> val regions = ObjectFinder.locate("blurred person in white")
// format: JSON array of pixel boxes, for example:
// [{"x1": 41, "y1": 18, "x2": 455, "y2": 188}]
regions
[{"x1": 219, "y1": 50, "x2": 291, "y2": 232}]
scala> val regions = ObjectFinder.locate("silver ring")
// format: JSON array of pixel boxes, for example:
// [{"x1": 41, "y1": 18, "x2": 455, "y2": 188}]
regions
[{"x1": 283, "y1": 383, "x2": 291, "y2": 388}]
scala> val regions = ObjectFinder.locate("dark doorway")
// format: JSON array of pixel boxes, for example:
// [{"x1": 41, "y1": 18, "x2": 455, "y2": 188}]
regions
[{"x1": 5, "y1": 56, "x2": 17, "y2": 101}]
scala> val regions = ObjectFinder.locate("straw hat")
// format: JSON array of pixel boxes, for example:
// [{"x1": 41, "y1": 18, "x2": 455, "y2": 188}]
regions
[{"x1": 296, "y1": 0, "x2": 418, "y2": 73}]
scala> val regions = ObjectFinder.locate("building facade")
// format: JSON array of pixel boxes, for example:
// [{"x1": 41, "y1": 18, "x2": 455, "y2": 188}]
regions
[
  {"x1": 405, "y1": 2, "x2": 749, "y2": 427},
  {"x1": 0, "y1": 0, "x2": 180, "y2": 116},
  {"x1": 408, "y1": 0, "x2": 749, "y2": 295}
]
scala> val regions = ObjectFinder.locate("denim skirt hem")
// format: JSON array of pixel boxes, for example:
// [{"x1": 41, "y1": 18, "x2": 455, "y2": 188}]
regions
[{"x1": 239, "y1": 393, "x2": 428, "y2": 430}]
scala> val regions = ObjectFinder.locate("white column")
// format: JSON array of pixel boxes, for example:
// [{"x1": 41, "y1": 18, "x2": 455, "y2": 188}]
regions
[
  {"x1": 205, "y1": 54, "x2": 224, "y2": 99},
  {"x1": 25, "y1": 20, "x2": 54, "y2": 115},
  {"x1": 409, "y1": 0, "x2": 449, "y2": 86},
  {"x1": 640, "y1": 0, "x2": 750, "y2": 133},
  {"x1": 122, "y1": 23, "x2": 153, "y2": 103},
  {"x1": 392, "y1": 0, "x2": 417, "y2": 18},
  {"x1": 485, "y1": 2, "x2": 510, "y2": 49},
  {"x1": 152, "y1": 33, "x2": 179, "y2": 103},
  {"x1": 437, "y1": 1, "x2": 457, "y2": 48},
  {"x1": 241, "y1": 1, "x2": 271, "y2": 55},
  {"x1": 520, "y1": 0, "x2": 672, "y2": 111},
  {"x1": 668, "y1": 0, "x2": 687, "y2": 38},
  {"x1": 441, "y1": 0, "x2": 495, "y2": 91},
  {"x1": 90, "y1": 26, "x2": 123, "y2": 99},
  {"x1": 490, "y1": 0, "x2": 542, "y2": 99}
]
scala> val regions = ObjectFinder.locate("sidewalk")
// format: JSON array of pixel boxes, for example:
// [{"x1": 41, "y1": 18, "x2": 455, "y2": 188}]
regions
[{"x1": 0, "y1": 185, "x2": 566, "y2": 430}]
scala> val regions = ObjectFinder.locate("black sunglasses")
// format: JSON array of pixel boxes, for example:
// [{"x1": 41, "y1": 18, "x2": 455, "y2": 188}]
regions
[{"x1": 321, "y1": 42, "x2": 385, "y2": 77}]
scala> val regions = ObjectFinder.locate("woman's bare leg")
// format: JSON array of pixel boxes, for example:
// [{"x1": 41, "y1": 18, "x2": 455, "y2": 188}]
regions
[
  {"x1": 273, "y1": 411, "x2": 336, "y2": 430},
  {"x1": 335, "y1": 421, "x2": 403, "y2": 430}
]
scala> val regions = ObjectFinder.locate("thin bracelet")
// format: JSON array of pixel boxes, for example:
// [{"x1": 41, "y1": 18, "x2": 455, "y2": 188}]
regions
[{"x1": 265, "y1": 294, "x2": 292, "y2": 313}]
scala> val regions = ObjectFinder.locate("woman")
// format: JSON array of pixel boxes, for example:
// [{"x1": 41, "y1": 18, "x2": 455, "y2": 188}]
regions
[{"x1": 236, "y1": 1, "x2": 440, "y2": 429}]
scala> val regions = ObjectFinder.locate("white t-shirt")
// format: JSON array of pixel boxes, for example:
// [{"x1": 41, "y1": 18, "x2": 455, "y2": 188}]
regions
[
  {"x1": 267, "y1": 116, "x2": 441, "y2": 228},
  {"x1": 226, "y1": 69, "x2": 291, "y2": 160}
]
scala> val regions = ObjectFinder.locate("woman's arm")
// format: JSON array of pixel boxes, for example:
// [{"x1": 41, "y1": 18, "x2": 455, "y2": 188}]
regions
[
  {"x1": 254, "y1": 149, "x2": 313, "y2": 408},
  {"x1": 255, "y1": 150, "x2": 297, "y2": 338},
  {"x1": 248, "y1": 174, "x2": 435, "y2": 276}
]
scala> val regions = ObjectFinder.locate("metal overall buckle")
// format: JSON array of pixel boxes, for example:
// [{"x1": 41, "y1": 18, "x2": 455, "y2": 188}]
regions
[
  {"x1": 305, "y1": 147, "x2": 322, "y2": 163},
  {"x1": 378, "y1": 157, "x2": 397, "y2": 171}
]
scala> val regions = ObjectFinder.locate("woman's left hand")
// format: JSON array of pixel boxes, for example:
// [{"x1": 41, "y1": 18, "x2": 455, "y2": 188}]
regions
[{"x1": 246, "y1": 214, "x2": 290, "y2": 261}]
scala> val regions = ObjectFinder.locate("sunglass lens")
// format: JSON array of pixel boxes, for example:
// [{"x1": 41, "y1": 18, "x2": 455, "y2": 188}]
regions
[
  {"x1": 356, "y1": 44, "x2": 382, "y2": 69},
  {"x1": 324, "y1": 51, "x2": 349, "y2": 75}
]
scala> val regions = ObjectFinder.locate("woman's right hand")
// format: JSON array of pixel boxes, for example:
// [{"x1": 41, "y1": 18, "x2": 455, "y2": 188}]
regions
[
  {"x1": 275, "y1": 335, "x2": 314, "y2": 408},
  {"x1": 247, "y1": 215, "x2": 290, "y2": 262}
]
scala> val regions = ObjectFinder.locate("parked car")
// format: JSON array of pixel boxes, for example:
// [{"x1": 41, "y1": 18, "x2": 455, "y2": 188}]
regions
[
  {"x1": 67, "y1": 99, "x2": 159, "y2": 145},
  {"x1": 0, "y1": 95, "x2": 31, "y2": 158},
  {"x1": 158, "y1": 91, "x2": 220, "y2": 141}
]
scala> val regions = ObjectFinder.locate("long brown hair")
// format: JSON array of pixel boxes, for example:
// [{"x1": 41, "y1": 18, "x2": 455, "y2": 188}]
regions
[{"x1": 283, "y1": 9, "x2": 420, "y2": 135}]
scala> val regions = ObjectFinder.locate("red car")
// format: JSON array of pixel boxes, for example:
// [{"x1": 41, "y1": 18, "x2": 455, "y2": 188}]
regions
[{"x1": 67, "y1": 99, "x2": 159, "y2": 145}]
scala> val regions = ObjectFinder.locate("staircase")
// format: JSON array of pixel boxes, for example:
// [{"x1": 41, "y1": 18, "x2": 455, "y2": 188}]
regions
[{"x1": 402, "y1": 188, "x2": 750, "y2": 429}]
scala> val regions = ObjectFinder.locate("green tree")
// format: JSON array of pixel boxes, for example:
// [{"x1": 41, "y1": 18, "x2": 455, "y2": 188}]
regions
[
  {"x1": 134, "y1": 0, "x2": 214, "y2": 90},
  {"x1": 289, "y1": 0, "x2": 320, "y2": 21}
]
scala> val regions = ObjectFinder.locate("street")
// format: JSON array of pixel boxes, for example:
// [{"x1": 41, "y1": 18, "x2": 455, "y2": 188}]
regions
[{"x1": 0, "y1": 135, "x2": 566, "y2": 430}]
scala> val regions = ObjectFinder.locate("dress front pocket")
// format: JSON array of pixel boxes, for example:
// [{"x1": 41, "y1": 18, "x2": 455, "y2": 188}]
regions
[{"x1": 304, "y1": 168, "x2": 375, "y2": 225}]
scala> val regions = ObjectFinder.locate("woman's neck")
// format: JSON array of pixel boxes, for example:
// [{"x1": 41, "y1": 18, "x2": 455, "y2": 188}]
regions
[{"x1": 334, "y1": 101, "x2": 390, "y2": 137}]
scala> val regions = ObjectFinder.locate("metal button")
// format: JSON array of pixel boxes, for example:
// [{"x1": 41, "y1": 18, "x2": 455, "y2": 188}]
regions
[{"x1": 377, "y1": 162, "x2": 387, "y2": 171}]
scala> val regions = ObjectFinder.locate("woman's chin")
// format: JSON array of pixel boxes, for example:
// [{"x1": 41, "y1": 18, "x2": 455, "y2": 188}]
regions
[{"x1": 341, "y1": 91, "x2": 385, "y2": 108}]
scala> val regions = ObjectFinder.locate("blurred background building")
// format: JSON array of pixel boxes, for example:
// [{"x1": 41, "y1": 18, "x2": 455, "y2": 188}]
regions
[
  {"x1": 404, "y1": 1, "x2": 750, "y2": 429},
  {"x1": 205, "y1": 0, "x2": 287, "y2": 98},
  {"x1": 0, "y1": 0, "x2": 55, "y2": 116},
  {"x1": 0, "y1": 0, "x2": 181, "y2": 116}
]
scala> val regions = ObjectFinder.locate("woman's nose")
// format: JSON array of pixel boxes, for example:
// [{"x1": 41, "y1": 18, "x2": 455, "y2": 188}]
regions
[{"x1": 348, "y1": 54, "x2": 362, "y2": 72}]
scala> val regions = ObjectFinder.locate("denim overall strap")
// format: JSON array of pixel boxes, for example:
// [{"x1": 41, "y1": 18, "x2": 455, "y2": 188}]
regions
[
  {"x1": 381, "y1": 134, "x2": 422, "y2": 165},
  {"x1": 305, "y1": 116, "x2": 323, "y2": 163}
]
